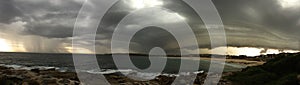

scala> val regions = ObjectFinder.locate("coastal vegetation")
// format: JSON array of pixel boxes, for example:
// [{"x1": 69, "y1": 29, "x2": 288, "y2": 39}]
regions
[{"x1": 226, "y1": 53, "x2": 300, "y2": 85}]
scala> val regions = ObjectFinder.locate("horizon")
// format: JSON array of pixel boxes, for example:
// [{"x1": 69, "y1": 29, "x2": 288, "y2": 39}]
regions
[{"x1": 0, "y1": 46, "x2": 298, "y2": 57}]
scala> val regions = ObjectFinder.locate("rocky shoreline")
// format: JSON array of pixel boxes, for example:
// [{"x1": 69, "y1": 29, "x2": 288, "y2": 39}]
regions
[
  {"x1": 0, "y1": 66, "x2": 79, "y2": 85},
  {"x1": 0, "y1": 66, "x2": 232, "y2": 85}
]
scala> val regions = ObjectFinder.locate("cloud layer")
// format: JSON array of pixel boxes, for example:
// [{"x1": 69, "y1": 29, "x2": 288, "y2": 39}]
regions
[{"x1": 0, "y1": 0, "x2": 299, "y2": 54}]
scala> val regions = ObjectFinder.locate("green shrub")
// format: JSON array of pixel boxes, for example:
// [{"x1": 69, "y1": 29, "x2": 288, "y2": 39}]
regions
[
  {"x1": 226, "y1": 54, "x2": 300, "y2": 85},
  {"x1": 267, "y1": 73, "x2": 298, "y2": 85}
]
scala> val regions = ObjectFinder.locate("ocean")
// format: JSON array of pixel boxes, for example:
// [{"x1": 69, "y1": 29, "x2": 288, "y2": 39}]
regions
[{"x1": 0, "y1": 52, "x2": 245, "y2": 76}]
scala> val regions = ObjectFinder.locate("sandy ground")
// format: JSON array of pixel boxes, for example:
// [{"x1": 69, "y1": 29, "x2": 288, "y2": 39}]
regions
[{"x1": 202, "y1": 57, "x2": 264, "y2": 66}]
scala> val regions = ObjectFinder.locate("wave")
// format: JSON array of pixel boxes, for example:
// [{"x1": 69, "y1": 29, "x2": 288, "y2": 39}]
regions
[
  {"x1": 77, "y1": 68, "x2": 204, "y2": 80},
  {"x1": 0, "y1": 64, "x2": 68, "y2": 72}
]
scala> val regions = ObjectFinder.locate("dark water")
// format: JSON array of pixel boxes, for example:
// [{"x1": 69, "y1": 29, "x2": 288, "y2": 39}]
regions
[{"x1": 0, "y1": 52, "x2": 244, "y2": 73}]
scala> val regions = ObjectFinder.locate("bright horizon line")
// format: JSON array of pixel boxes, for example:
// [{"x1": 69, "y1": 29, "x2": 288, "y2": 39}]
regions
[{"x1": 0, "y1": 47, "x2": 299, "y2": 57}]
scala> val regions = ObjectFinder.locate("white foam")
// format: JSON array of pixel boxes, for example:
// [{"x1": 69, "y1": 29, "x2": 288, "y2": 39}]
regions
[{"x1": 0, "y1": 64, "x2": 61, "y2": 71}]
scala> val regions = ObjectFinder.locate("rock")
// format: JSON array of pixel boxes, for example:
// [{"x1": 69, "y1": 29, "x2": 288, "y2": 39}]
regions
[
  {"x1": 45, "y1": 68, "x2": 56, "y2": 71},
  {"x1": 58, "y1": 79, "x2": 70, "y2": 84},
  {"x1": 0, "y1": 66, "x2": 10, "y2": 70},
  {"x1": 22, "y1": 80, "x2": 39, "y2": 85},
  {"x1": 117, "y1": 79, "x2": 126, "y2": 83},
  {"x1": 10, "y1": 75, "x2": 24, "y2": 79},
  {"x1": 41, "y1": 75, "x2": 51, "y2": 78},
  {"x1": 74, "y1": 81, "x2": 80, "y2": 85},
  {"x1": 297, "y1": 75, "x2": 300, "y2": 84},
  {"x1": 21, "y1": 82, "x2": 29, "y2": 85},
  {"x1": 69, "y1": 77, "x2": 79, "y2": 81},
  {"x1": 155, "y1": 75, "x2": 175, "y2": 85},
  {"x1": 30, "y1": 68, "x2": 40, "y2": 73},
  {"x1": 0, "y1": 75, "x2": 23, "y2": 84},
  {"x1": 41, "y1": 78, "x2": 57, "y2": 84}
]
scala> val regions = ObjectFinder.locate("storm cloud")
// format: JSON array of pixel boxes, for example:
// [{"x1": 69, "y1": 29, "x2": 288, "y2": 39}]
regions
[{"x1": 0, "y1": 0, "x2": 300, "y2": 54}]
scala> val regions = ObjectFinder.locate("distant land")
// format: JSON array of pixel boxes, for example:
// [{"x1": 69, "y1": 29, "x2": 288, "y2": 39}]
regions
[
  {"x1": 0, "y1": 51, "x2": 297, "y2": 59},
  {"x1": 0, "y1": 51, "x2": 230, "y2": 57}
]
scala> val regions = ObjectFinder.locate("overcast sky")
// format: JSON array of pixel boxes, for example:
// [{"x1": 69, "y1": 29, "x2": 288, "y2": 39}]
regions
[{"x1": 0, "y1": 0, "x2": 300, "y2": 54}]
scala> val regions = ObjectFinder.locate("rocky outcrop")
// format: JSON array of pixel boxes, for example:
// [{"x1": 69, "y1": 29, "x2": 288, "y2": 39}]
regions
[
  {"x1": 0, "y1": 66, "x2": 232, "y2": 85},
  {"x1": 0, "y1": 66, "x2": 80, "y2": 85},
  {"x1": 297, "y1": 75, "x2": 300, "y2": 84}
]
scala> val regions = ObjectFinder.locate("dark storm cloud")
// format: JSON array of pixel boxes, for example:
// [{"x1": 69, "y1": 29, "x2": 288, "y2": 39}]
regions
[
  {"x1": 212, "y1": 0, "x2": 300, "y2": 49},
  {"x1": 0, "y1": 0, "x2": 85, "y2": 53},
  {"x1": 129, "y1": 27, "x2": 181, "y2": 54},
  {"x1": 97, "y1": 0, "x2": 300, "y2": 53},
  {"x1": 13, "y1": 0, "x2": 83, "y2": 38},
  {"x1": 0, "y1": 0, "x2": 22, "y2": 23},
  {"x1": 96, "y1": 0, "x2": 210, "y2": 53},
  {"x1": 1, "y1": 0, "x2": 300, "y2": 53}
]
